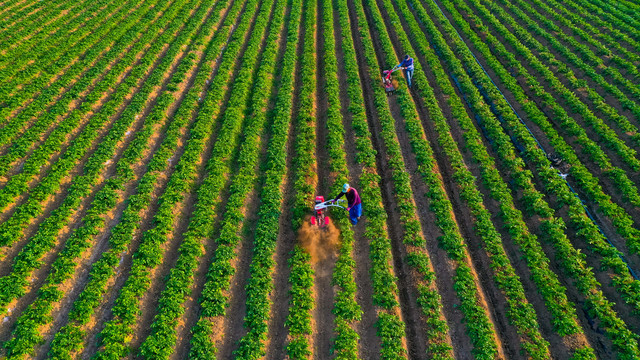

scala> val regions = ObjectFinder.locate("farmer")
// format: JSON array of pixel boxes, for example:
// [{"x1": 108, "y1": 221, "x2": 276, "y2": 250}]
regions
[
  {"x1": 332, "y1": 183, "x2": 362, "y2": 225},
  {"x1": 397, "y1": 54, "x2": 414, "y2": 87}
]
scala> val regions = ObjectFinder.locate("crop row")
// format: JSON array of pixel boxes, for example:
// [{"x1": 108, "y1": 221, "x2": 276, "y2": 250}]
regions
[
  {"x1": 414, "y1": 0, "x2": 592, "y2": 344},
  {"x1": 605, "y1": 0, "x2": 640, "y2": 20},
  {"x1": 355, "y1": 0, "x2": 511, "y2": 356},
  {"x1": 0, "y1": 1, "x2": 208, "y2": 357},
  {"x1": 370, "y1": 0, "x2": 566, "y2": 356},
  {"x1": 0, "y1": 0, "x2": 170, "y2": 180},
  {"x1": 355, "y1": 0, "x2": 467, "y2": 357},
  {"x1": 0, "y1": 0, "x2": 175, "y2": 314},
  {"x1": 454, "y1": 0, "x2": 640, "y2": 306},
  {"x1": 468, "y1": 0, "x2": 640, "y2": 256},
  {"x1": 562, "y1": 0, "x2": 640, "y2": 52},
  {"x1": 320, "y1": 0, "x2": 361, "y2": 357},
  {"x1": 0, "y1": 0, "x2": 123, "y2": 142},
  {"x1": 221, "y1": 2, "x2": 302, "y2": 359},
  {"x1": 501, "y1": 0, "x2": 640, "y2": 152},
  {"x1": 46, "y1": 0, "x2": 242, "y2": 356},
  {"x1": 90, "y1": 0, "x2": 265, "y2": 356},
  {"x1": 0, "y1": 0, "x2": 67, "y2": 52},
  {"x1": 192, "y1": 3, "x2": 301, "y2": 360},
  {"x1": 587, "y1": 0, "x2": 640, "y2": 34},
  {"x1": 0, "y1": 0, "x2": 172, "y2": 147},
  {"x1": 433, "y1": 0, "x2": 640, "y2": 356},
  {"x1": 284, "y1": 0, "x2": 317, "y2": 356},
  {"x1": 514, "y1": 0, "x2": 640, "y2": 103},
  {"x1": 488, "y1": 0, "x2": 640, "y2": 174},
  {"x1": 0, "y1": 0, "x2": 45, "y2": 35},
  {"x1": 138, "y1": 0, "x2": 285, "y2": 357},
  {"x1": 0, "y1": 0, "x2": 113, "y2": 123}
]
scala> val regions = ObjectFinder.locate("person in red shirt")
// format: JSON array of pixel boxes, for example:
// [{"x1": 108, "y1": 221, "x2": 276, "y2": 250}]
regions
[{"x1": 332, "y1": 183, "x2": 362, "y2": 225}]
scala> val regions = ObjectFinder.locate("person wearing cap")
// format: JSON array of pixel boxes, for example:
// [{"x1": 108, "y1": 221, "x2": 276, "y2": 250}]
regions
[
  {"x1": 397, "y1": 54, "x2": 414, "y2": 87},
  {"x1": 332, "y1": 183, "x2": 362, "y2": 225}
]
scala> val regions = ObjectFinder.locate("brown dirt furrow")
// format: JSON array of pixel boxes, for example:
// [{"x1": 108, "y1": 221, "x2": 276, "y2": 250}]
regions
[
  {"x1": 311, "y1": 0, "x2": 339, "y2": 357},
  {"x1": 341, "y1": 1, "x2": 383, "y2": 358},
  {"x1": 263, "y1": 9, "x2": 306, "y2": 356}
]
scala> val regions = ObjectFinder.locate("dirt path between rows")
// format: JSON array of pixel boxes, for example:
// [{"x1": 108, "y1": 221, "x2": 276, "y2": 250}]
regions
[
  {"x1": 262, "y1": 7, "x2": 306, "y2": 357},
  {"x1": 342, "y1": 2, "x2": 383, "y2": 358},
  {"x1": 311, "y1": 0, "x2": 339, "y2": 357}
]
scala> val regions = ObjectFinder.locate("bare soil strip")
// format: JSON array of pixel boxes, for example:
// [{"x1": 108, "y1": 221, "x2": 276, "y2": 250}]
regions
[
  {"x1": 263, "y1": 10, "x2": 306, "y2": 357},
  {"x1": 341, "y1": 2, "x2": 383, "y2": 357},
  {"x1": 311, "y1": 0, "x2": 340, "y2": 357}
]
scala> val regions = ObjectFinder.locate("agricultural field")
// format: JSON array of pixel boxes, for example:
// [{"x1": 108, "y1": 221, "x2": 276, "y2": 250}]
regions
[{"x1": 1, "y1": 0, "x2": 640, "y2": 358}]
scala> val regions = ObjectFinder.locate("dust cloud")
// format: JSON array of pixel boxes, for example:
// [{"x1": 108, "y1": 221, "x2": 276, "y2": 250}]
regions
[{"x1": 297, "y1": 216, "x2": 340, "y2": 264}]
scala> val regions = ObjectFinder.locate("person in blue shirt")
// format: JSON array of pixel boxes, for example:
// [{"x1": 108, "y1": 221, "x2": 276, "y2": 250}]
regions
[{"x1": 397, "y1": 54, "x2": 414, "y2": 88}]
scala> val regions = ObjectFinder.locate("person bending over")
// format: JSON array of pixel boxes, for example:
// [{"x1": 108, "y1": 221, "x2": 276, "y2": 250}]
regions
[{"x1": 333, "y1": 183, "x2": 362, "y2": 225}]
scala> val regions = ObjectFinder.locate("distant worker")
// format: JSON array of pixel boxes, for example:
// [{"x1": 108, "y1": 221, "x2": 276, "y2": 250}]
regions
[
  {"x1": 332, "y1": 183, "x2": 362, "y2": 225},
  {"x1": 397, "y1": 54, "x2": 415, "y2": 88}
]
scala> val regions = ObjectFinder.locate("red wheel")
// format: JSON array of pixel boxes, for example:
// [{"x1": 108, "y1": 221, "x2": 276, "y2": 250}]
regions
[
  {"x1": 325, "y1": 217, "x2": 330, "y2": 225},
  {"x1": 311, "y1": 216, "x2": 316, "y2": 225}
]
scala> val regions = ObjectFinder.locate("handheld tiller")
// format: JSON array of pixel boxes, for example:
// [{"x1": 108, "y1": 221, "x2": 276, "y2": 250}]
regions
[
  {"x1": 382, "y1": 65, "x2": 402, "y2": 95},
  {"x1": 311, "y1": 196, "x2": 346, "y2": 228}
]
